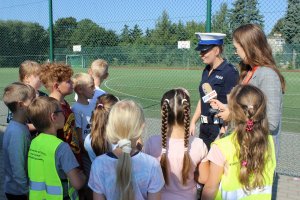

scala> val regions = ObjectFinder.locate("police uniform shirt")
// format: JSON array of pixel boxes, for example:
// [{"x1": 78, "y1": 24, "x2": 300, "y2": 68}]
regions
[{"x1": 199, "y1": 59, "x2": 239, "y2": 117}]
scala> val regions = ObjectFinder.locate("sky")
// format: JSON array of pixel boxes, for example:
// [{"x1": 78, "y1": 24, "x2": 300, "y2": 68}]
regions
[{"x1": 0, "y1": 0, "x2": 287, "y2": 34}]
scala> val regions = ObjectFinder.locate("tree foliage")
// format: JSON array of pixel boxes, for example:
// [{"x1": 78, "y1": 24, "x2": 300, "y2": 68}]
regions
[
  {"x1": 282, "y1": 0, "x2": 300, "y2": 44},
  {"x1": 229, "y1": 0, "x2": 264, "y2": 31}
]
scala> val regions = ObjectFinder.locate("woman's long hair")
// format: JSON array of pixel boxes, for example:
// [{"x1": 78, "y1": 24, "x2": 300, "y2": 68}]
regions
[
  {"x1": 106, "y1": 100, "x2": 145, "y2": 200},
  {"x1": 233, "y1": 24, "x2": 285, "y2": 93},
  {"x1": 90, "y1": 94, "x2": 118, "y2": 156},
  {"x1": 228, "y1": 85, "x2": 272, "y2": 191},
  {"x1": 160, "y1": 88, "x2": 192, "y2": 185}
]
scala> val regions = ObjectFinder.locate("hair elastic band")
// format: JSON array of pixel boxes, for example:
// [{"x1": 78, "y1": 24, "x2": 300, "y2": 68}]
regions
[
  {"x1": 162, "y1": 148, "x2": 167, "y2": 154},
  {"x1": 184, "y1": 147, "x2": 188, "y2": 152},
  {"x1": 164, "y1": 99, "x2": 169, "y2": 104},
  {"x1": 246, "y1": 119, "x2": 254, "y2": 132},
  {"x1": 182, "y1": 99, "x2": 188, "y2": 104},
  {"x1": 97, "y1": 103, "x2": 104, "y2": 108},
  {"x1": 242, "y1": 160, "x2": 247, "y2": 167},
  {"x1": 118, "y1": 139, "x2": 132, "y2": 154}
]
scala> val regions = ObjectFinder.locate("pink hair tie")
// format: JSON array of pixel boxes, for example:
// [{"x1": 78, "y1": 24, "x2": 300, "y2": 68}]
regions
[
  {"x1": 245, "y1": 119, "x2": 254, "y2": 132},
  {"x1": 242, "y1": 160, "x2": 247, "y2": 167},
  {"x1": 97, "y1": 103, "x2": 104, "y2": 108}
]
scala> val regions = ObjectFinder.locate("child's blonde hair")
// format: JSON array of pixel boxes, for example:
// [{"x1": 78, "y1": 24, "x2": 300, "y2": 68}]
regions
[
  {"x1": 3, "y1": 82, "x2": 36, "y2": 113},
  {"x1": 106, "y1": 100, "x2": 145, "y2": 200},
  {"x1": 27, "y1": 96, "x2": 61, "y2": 132},
  {"x1": 72, "y1": 72, "x2": 94, "y2": 93},
  {"x1": 160, "y1": 88, "x2": 192, "y2": 185},
  {"x1": 89, "y1": 59, "x2": 108, "y2": 81},
  {"x1": 19, "y1": 60, "x2": 41, "y2": 82},
  {"x1": 228, "y1": 84, "x2": 270, "y2": 191},
  {"x1": 40, "y1": 63, "x2": 73, "y2": 92},
  {"x1": 90, "y1": 94, "x2": 119, "y2": 156}
]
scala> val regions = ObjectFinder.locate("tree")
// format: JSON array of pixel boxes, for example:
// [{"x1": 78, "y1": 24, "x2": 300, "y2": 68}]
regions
[
  {"x1": 229, "y1": 0, "x2": 264, "y2": 31},
  {"x1": 53, "y1": 17, "x2": 77, "y2": 48},
  {"x1": 120, "y1": 25, "x2": 131, "y2": 44},
  {"x1": 282, "y1": 0, "x2": 300, "y2": 44},
  {"x1": 71, "y1": 19, "x2": 118, "y2": 47},
  {"x1": 130, "y1": 24, "x2": 143, "y2": 44},
  {"x1": 282, "y1": 0, "x2": 300, "y2": 68},
  {"x1": 212, "y1": 3, "x2": 230, "y2": 44},
  {"x1": 150, "y1": 10, "x2": 174, "y2": 45},
  {"x1": 270, "y1": 18, "x2": 285, "y2": 36}
]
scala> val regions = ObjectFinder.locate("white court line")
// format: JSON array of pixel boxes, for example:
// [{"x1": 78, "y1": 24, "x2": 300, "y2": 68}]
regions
[{"x1": 104, "y1": 77, "x2": 160, "y2": 103}]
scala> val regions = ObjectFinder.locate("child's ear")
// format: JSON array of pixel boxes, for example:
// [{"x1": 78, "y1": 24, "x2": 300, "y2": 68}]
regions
[{"x1": 23, "y1": 75, "x2": 31, "y2": 84}]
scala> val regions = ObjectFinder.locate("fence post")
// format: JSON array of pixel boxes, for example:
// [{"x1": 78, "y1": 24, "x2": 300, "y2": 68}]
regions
[
  {"x1": 49, "y1": 0, "x2": 54, "y2": 62},
  {"x1": 206, "y1": 0, "x2": 212, "y2": 32}
]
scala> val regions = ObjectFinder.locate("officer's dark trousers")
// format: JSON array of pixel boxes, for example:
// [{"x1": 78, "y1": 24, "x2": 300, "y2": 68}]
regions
[{"x1": 199, "y1": 123, "x2": 220, "y2": 150}]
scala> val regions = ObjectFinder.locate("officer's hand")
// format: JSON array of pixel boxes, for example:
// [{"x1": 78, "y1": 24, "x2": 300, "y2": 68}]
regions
[{"x1": 210, "y1": 99, "x2": 230, "y2": 121}]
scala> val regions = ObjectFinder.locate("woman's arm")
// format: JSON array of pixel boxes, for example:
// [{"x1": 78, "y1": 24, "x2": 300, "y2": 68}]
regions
[
  {"x1": 201, "y1": 162, "x2": 223, "y2": 200},
  {"x1": 190, "y1": 100, "x2": 201, "y2": 135}
]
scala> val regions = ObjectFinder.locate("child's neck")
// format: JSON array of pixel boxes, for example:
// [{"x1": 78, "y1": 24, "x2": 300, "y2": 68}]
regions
[
  {"x1": 50, "y1": 92, "x2": 65, "y2": 104},
  {"x1": 77, "y1": 95, "x2": 89, "y2": 105},
  {"x1": 169, "y1": 124, "x2": 185, "y2": 139},
  {"x1": 93, "y1": 78, "x2": 101, "y2": 88},
  {"x1": 41, "y1": 127, "x2": 57, "y2": 136},
  {"x1": 12, "y1": 112, "x2": 27, "y2": 124}
]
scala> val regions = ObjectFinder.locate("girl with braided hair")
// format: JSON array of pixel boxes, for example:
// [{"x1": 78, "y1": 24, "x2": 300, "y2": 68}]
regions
[
  {"x1": 144, "y1": 88, "x2": 208, "y2": 200},
  {"x1": 202, "y1": 84, "x2": 276, "y2": 200},
  {"x1": 89, "y1": 100, "x2": 164, "y2": 200}
]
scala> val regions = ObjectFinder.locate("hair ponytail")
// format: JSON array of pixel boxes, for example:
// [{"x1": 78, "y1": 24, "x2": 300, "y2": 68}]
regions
[
  {"x1": 90, "y1": 94, "x2": 118, "y2": 156},
  {"x1": 160, "y1": 100, "x2": 169, "y2": 185},
  {"x1": 182, "y1": 99, "x2": 192, "y2": 185},
  {"x1": 229, "y1": 85, "x2": 271, "y2": 191},
  {"x1": 116, "y1": 140, "x2": 135, "y2": 200}
]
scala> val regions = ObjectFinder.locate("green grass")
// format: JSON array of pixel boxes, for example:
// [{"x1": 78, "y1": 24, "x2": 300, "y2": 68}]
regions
[{"x1": 0, "y1": 67, "x2": 299, "y2": 133}]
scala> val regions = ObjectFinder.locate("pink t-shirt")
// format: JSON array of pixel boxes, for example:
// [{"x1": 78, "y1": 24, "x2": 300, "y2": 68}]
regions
[{"x1": 144, "y1": 135, "x2": 208, "y2": 200}]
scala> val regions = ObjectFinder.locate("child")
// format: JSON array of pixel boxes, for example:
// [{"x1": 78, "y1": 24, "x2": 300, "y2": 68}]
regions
[
  {"x1": 72, "y1": 73, "x2": 95, "y2": 144},
  {"x1": 84, "y1": 93, "x2": 119, "y2": 162},
  {"x1": 7, "y1": 60, "x2": 47, "y2": 137},
  {"x1": 202, "y1": 84, "x2": 276, "y2": 200},
  {"x1": 74, "y1": 59, "x2": 109, "y2": 108},
  {"x1": 27, "y1": 96, "x2": 86, "y2": 200},
  {"x1": 39, "y1": 63, "x2": 82, "y2": 164},
  {"x1": 144, "y1": 88, "x2": 208, "y2": 200},
  {"x1": 2, "y1": 82, "x2": 36, "y2": 200},
  {"x1": 88, "y1": 100, "x2": 165, "y2": 200}
]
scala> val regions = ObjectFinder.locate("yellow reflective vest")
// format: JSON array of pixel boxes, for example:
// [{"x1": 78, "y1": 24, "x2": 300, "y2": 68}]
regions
[
  {"x1": 213, "y1": 132, "x2": 276, "y2": 200},
  {"x1": 28, "y1": 133, "x2": 78, "y2": 200}
]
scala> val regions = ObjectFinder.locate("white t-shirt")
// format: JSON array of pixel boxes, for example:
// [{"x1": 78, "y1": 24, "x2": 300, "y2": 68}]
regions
[
  {"x1": 144, "y1": 135, "x2": 208, "y2": 200},
  {"x1": 71, "y1": 102, "x2": 94, "y2": 140},
  {"x1": 88, "y1": 152, "x2": 165, "y2": 200}
]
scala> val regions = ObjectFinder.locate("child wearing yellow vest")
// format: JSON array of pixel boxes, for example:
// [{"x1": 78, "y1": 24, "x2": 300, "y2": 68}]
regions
[
  {"x1": 202, "y1": 85, "x2": 276, "y2": 200},
  {"x1": 27, "y1": 96, "x2": 86, "y2": 200}
]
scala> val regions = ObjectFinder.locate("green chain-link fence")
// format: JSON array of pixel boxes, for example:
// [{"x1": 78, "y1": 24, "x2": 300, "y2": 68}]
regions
[{"x1": 0, "y1": 0, "x2": 299, "y2": 176}]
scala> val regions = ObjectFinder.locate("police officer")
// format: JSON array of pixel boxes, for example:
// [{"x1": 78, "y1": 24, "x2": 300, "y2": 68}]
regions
[{"x1": 190, "y1": 33, "x2": 239, "y2": 150}]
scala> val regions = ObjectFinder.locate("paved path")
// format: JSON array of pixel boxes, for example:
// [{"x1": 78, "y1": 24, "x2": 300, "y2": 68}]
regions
[{"x1": 1, "y1": 120, "x2": 300, "y2": 199}]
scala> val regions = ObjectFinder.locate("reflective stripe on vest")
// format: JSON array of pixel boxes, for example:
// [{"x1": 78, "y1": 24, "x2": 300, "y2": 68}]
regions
[
  {"x1": 30, "y1": 181, "x2": 62, "y2": 195},
  {"x1": 220, "y1": 184, "x2": 272, "y2": 200}
]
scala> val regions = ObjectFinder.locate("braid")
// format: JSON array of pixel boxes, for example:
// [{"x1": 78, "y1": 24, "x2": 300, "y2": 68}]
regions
[
  {"x1": 160, "y1": 100, "x2": 169, "y2": 185},
  {"x1": 181, "y1": 99, "x2": 192, "y2": 185}
]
